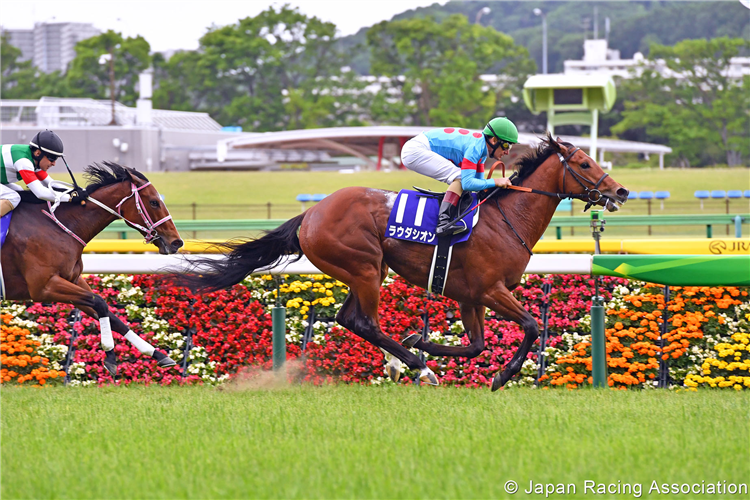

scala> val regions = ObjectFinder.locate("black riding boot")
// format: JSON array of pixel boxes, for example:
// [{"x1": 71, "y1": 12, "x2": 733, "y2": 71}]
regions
[{"x1": 435, "y1": 200, "x2": 466, "y2": 236}]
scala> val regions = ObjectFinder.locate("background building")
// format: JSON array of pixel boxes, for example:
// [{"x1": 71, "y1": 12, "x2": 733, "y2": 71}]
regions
[
  {"x1": 1, "y1": 22, "x2": 100, "y2": 73},
  {"x1": 564, "y1": 38, "x2": 750, "y2": 80}
]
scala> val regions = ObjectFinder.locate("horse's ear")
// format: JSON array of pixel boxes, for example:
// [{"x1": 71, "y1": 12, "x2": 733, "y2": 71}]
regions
[
  {"x1": 125, "y1": 168, "x2": 145, "y2": 186},
  {"x1": 545, "y1": 133, "x2": 562, "y2": 153},
  {"x1": 554, "y1": 137, "x2": 569, "y2": 154}
]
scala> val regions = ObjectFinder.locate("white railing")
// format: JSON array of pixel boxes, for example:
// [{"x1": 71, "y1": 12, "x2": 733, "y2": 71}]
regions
[{"x1": 81, "y1": 254, "x2": 593, "y2": 275}]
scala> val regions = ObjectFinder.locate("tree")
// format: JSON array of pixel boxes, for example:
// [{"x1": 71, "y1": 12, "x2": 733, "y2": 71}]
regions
[
  {"x1": 612, "y1": 37, "x2": 750, "y2": 167},
  {"x1": 366, "y1": 14, "x2": 535, "y2": 128},
  {"x1": 154, "y1": 6, "x2": 365, "y2": 131},
  {"x1": 66, "y1": 30, "x2": 151, "y2": 107}
]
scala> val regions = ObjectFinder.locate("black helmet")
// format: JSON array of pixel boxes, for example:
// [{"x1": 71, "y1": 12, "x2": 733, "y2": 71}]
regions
[{"x1": 30, "y1": 130, "x2": 64, "y2": 159}]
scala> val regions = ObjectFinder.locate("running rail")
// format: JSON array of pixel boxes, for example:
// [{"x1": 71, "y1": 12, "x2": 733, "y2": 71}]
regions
[{"x1": 81, "y1": 254, "x2": 750, "y2": 286}]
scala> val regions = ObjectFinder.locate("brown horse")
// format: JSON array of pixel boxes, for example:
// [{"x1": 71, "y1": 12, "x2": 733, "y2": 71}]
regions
[
  {"x1": 1, "y1": 162, "x2": 184, "y2": 376},
  {"x1": 180, "y1": 135, "x2": 628, "y2": 390}
]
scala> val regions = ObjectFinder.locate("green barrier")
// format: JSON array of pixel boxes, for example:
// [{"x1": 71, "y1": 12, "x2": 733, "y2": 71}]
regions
[
  {"x1": 272, "y1": 306, "x2": 286, "y2": 373},
  {"x1": 592, "y1": 255, "x2": 750, "y2": 286}
]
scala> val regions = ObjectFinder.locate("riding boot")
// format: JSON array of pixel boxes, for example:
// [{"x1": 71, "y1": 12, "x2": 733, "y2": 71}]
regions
[
  {"x1": 435, "y1": 200, "x2": 466, "y2": 237},
  {"x1": 0, "y1": 200, "x2": 14, "y2": 217}
]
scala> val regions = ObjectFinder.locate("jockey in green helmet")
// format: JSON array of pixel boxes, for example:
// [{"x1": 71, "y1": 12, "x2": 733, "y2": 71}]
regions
[{"x1": 401, "y1": 116, "x2": 519, "y2": 236}]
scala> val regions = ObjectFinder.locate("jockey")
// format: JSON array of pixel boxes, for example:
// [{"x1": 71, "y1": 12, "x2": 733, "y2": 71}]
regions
[
  {"x1": 401, "y1": 117, "x2": 519, "y2": 236},
  {"x1": 0, "y1": 130, "x2": 86, "y2": 217}
]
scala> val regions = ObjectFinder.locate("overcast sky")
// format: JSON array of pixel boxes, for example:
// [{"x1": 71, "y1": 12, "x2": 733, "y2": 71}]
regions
[{"x1": 1, "y1": 0, "x2": 449, "y2": 52}]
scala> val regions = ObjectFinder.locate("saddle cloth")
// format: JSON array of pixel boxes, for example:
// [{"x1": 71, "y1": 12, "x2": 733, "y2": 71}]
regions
[
  {"x1": 386, "y1": 190, "x2": 479, "y2": 246},
  {"x1": 0, "y1": 211, "x2": 10, "y2": 248},
  {"x1": 0, "y1": 211, "x2": 9, "y2": 299}
]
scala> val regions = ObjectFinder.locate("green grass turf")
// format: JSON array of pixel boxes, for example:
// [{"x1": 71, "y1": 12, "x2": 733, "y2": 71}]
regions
[
  {"x1": 144, "y1": 167, "x2": 749, "y2": 208},
  {"x1": 2, "y1": 385, "x2": 748, "y2": 499}
]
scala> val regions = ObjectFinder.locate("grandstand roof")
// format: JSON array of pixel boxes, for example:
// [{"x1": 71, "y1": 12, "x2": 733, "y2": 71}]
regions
[{"x1": 219, "y1": 125, "x2": 671, "y2": 169}]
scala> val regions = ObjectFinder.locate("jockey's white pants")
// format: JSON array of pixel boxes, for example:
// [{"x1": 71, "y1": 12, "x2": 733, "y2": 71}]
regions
[
  {"x1": 401, "y1": 133, "x2": 461, "y2": 185},
  {"x1": 0, "y1": 184, "x2": 22, "y2": 209}
]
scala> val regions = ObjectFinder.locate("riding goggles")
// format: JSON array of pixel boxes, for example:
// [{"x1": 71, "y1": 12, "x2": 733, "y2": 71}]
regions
[
  {"x1": 484, "y1": 122, "x2": 515, "y2": 152},
  {"x1": 45, "y1": 152, "x2": 60, "y2": 162}
]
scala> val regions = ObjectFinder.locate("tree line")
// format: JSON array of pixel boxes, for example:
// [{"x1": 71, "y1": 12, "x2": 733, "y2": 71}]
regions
[{"x1": 1, "y1": 5, "x2": 747, "y2": 167}]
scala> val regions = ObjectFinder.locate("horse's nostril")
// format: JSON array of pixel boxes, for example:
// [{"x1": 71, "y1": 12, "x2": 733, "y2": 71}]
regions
[
  {"x1": 617, "y1": 188, "x2": 629, "y2": 199},
  {"x1": 172, "y1": 239, "x2": 184, "y2": 249}
]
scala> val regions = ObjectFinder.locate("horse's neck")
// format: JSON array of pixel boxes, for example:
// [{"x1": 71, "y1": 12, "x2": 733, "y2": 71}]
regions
[
  {"x1": 54, "y1": 187, "x2": 122, "y2": 244},
  {"x1": 497, "y1": 160, "x2": 562, "y2": 249}
]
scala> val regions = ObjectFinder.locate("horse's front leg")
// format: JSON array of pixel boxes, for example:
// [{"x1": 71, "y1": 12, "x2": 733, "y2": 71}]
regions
[
  {"x1": 29, "y1": 275, "x2": 176, "y2": 377},
  {"x1": 72, "y1": 276, "x2": 177, "y2": 375},
  {"x1": 481, "y1": 282, "x2": 539, "y2": 391},
  {"x1": 402, "y1": 303, "x2": 486, "y2": 359}
]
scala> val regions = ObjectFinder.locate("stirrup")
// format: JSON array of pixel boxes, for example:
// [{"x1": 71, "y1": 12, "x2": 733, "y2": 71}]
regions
[{"x1": 436, "y1": 219, "x2": 467, "y2": 236}]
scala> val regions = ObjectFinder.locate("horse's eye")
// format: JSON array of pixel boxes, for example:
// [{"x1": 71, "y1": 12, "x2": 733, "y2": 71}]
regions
[
  {"x1": 581, "y1": 162, "x2": 590, "y2": 169},
  {"x1": 150, "y1": 200, "x2": 160, "y2": 209}
]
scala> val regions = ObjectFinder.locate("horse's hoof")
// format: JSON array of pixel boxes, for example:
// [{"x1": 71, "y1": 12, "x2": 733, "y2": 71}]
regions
[
  {"x1": 385, "y1": 357, "x2": 402, "y2": 383},
  {"x1": 402, "y1": 333, "x2": 421, "y2": 348},
  {"x1": 491, "y1": 371, "x2": 512, "y2": 392},
  {"x1": 157, "y1": 356, "x2": 177, "y2": 368},
  {"x1": 419, "y1": 367, "x2": 439, "y2": 386},
  {"x1": 103, "y1": 350, "x2": 117, "y2": 377}
]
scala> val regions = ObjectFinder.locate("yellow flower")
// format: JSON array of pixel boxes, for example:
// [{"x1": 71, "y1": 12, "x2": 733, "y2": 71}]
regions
[{"x1": 326, "y1": 291, "x2": 333, "y2": 297}]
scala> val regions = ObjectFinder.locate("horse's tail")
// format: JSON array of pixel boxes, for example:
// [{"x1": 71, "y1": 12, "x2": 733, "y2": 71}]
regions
[{"x1": 177, "y1": 213, "x2": 305, "y2": 293}]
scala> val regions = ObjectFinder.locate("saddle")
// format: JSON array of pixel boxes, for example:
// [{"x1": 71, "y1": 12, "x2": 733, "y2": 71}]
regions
[{"x1": 18, "y1": 191, "x2": 47, "y2": 204}]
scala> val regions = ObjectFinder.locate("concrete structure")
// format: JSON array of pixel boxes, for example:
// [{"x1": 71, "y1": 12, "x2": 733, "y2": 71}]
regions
[
  {"x1": 523, "y1": 73, "x2": 617, "y2": 162},
  {"x1": 1, "y1": 22, "x2": 100, "y2": 73},
  {"x1": 0, "y1": 97, "x2": 241, "y2": 173}
]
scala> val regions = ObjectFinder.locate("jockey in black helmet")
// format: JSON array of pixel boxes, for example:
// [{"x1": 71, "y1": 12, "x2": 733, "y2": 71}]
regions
[{"x1": 0, "y1": 130, "x2": 85, "y2": 217}]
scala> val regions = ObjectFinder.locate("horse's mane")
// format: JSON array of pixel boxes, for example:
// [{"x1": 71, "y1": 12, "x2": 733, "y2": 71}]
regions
[
  {"x1": 488, "y1": 133, "x2": 575, "y2": 201},
  {"x1": 513, "y1": 132, "x2": 575, "y2": 184},
  {"x1": 84, "y1": 161, "x2": 148, "y2": 194}
]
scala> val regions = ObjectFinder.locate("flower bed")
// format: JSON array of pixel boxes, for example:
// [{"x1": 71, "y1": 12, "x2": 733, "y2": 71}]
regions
[{"x1": 1, "y1": 273, "x2": 748, "y2": 390}]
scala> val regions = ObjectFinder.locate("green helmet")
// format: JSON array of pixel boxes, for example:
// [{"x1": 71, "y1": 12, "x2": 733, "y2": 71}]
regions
[{"x1": 483, "y1": 117, "x2": 518, "y2": 144}]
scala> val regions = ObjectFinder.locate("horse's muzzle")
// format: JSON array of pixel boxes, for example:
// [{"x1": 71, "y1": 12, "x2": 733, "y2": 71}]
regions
[{"x1": 169, "y1": 239, "x2": 184, "y2": 254}]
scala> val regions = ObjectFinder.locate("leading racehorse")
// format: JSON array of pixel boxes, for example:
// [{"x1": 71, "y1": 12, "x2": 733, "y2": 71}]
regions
[
  {"x1": 1, "y1": 162, "x2": 184, "y2": 376},
  {"x1": 179, "y1": 135, "x2": 628, "y2": 390}
]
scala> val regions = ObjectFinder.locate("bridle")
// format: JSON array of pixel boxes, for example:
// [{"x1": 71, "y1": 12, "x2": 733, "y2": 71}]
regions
[
  {"x1": 499, "y1": 147, "x2": 610, "y2": 211},
  {"x1": 43, "y1": 181, "x2": 172, "y2": 247},
  {"x1": 556, "y1": 148, "x2": 610, "y2": 211}
]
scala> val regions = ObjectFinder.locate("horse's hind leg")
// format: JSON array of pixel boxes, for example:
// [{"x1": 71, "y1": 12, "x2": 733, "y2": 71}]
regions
[
  {"x1": 337, "y1": 278, "x2": 438, "y2": 385},
  {"x1": 481, "y1": 283, "x2": 539, "y2": 391}
]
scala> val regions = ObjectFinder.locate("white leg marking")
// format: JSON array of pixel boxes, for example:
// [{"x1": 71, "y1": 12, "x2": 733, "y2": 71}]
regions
[
  {"x1": 100, "y1": 317, "x2": 114, "y2": 351},
  {"x1": 124, "y1": 330, "x2": 156, "y2": 356}
]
